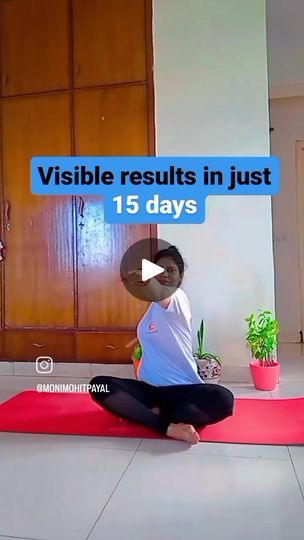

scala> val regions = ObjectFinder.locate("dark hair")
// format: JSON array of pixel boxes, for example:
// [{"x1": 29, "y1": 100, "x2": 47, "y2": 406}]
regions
[{"x1": 153, "y1": 245, "x2": 185, "y2": 275}]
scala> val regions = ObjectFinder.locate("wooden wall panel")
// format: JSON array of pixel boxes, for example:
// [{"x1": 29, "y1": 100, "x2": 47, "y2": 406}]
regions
[
  {"x1": 0, "y1": 1, "x2": 154, "y2": 362},
  {"x1": 73, "y1": 85, "x2": 148, "y2": 155},
  {"x1": 4, "y1": 331, "x2": 74, "y2": 361},
  {"x1": 73, "y1": 0, "x2": 146, "y2": 88},
  {"x1": 0, "y1": 0, "x2": 69, "y2": 96},
  {"x1": 76, "y1": 332, "x2": 136, "y2": 362},
  {"x1": 1, "y1": 94, "x2": 74, "y2": 328},
  {"x1": 74, "y1": 84, "x2": 150, "y2": 328}
]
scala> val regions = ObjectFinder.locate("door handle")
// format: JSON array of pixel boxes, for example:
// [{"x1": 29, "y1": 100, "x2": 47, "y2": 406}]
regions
[
  {"x1": 2, "y1": 73, "x2": 7, "y2": 91},
  {"x1": 4, "y1": 201, "x2": 11, "y2": 231}
]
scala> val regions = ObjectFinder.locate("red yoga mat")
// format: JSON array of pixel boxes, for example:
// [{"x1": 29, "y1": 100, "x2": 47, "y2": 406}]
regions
[{"x1": 0, "y1": 390, "x2": 304, "y2": 445}]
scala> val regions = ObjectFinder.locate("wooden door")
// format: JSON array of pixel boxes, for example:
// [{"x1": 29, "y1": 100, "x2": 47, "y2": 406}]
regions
[
  {"x1": 1, "y1": 93, "x2": 75, "y2": 359},
  {"x1": 73, "y1": 0, "x2": 146, "y2": 88},
  {"x1": 74, "y1": 84, "x2": 152, "y2": 360},
  {"x1": 0, "y1": 0, "x2": 69, "y2": 96},
  {"x1": 296, "y1": 141, "x2": 304, "y2": 342},
  {"x1": 270, "y1": 100, "x2": 303, "y2": 342},
  {"x1": 0, "y1": 0, "x2": 154, "y2": 362}
]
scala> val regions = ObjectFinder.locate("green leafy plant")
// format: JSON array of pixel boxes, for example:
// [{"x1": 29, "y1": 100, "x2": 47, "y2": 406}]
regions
[
  {"x1": 131, "y1": 341, "x2": 142, "y2": 362},
  {"x1": 195, "y1": 319, "x2": 222, "y2": 366},
  {"x1": 245, "y1": 309, "x2": 279, "y2": 367}
]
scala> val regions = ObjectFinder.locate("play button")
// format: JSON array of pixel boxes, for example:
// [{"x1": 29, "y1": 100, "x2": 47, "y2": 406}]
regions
[
  {"x1": 120, "y1": 238, "x2": 183, "y2": 302},
  {"x1": 141, "y1": 259, "x2": 164, "y2": 281}
]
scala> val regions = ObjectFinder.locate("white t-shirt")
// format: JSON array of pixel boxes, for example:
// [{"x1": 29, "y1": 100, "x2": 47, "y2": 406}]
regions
[{"x1": 137, "y1": 288, "x2": 204, "y2": 386}]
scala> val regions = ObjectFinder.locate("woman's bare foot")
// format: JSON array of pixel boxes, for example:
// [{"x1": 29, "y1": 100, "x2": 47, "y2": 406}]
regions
[{"x1": 166, "y1": 423, "x2": 200, "y2": 444}]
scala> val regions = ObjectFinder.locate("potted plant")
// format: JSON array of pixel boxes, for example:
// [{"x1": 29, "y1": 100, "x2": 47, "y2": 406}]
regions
[
  {"x1": 245, "y1": 309, "x2": 280, "y2": 391},
  {"x1": 125, "y1": 337, "x2": 142, "y2": 379},
  {"x1": 130, "y1": 341, "x2": 142, "y2": 379},
  {"x1": 194, "y1": 319, "x2": 222, "y2": 383}
]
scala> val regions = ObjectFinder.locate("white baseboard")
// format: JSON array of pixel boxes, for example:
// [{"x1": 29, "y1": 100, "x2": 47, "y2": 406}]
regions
[
  {"x1": 0, "y1": 361, "x2": 135, "y2": 379},
  {"x1": 0, "y1": 361, "x2": 252, "y2": 384},
  {"x1": 220, "y1": 364, "x2": 251, "y2": 384}
]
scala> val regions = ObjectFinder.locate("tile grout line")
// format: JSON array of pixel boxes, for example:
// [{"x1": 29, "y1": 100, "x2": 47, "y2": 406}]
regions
[
  {"x1": 127, "y1": 437, "x2": 290, "y2": 460},
  {"x1": 85, "y1": 439, "x2": 143, "y2": 540},
  {"x1": 0, "y1": 535, "x2": 44, "y2": 540},
  {"x1": 287, "y1": 447, "x2": 304, "y2": 503},
  {"x1": 135, "y1": 449, "x2": 290, "y2": 460}
]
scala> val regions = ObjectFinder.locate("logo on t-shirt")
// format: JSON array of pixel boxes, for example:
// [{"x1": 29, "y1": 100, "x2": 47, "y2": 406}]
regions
[{"x1": 148, "y1": 322, "x2": 158, "y2": 333}]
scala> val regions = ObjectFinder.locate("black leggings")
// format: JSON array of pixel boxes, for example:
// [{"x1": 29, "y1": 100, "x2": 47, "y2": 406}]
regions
[{"x1": 89, "y1": 376, "x2": 234, "y2": 435}]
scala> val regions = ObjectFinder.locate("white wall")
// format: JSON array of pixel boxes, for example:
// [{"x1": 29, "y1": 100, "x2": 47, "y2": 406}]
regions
[
  {"x1": 153, "y1": 0, "x2": 274, "y2": 380},
  {"x1": 270, "y1": 97, "x2": 304, "y2": 338},
  {"x1": 267, "y1": 0, "x2": 304, "y2": 98}
]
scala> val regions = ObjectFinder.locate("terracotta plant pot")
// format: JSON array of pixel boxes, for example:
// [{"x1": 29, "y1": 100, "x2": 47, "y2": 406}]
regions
[
  {"x1": 133, "y1": 358, "x2": 141, "y2": 380},
  {"x1": 250, "y1": 360, "x2": 280, "y2": 391}
]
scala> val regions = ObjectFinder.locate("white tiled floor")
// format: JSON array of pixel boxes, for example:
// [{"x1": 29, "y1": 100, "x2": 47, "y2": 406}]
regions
[{"x1": 0, "y1": 344, "x2": 303, "y2": 540}]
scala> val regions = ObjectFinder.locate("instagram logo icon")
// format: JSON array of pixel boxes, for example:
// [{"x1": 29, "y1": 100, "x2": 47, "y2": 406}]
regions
[{"x1": 36, "y1": 357, "x2": 53, "y2": 374}]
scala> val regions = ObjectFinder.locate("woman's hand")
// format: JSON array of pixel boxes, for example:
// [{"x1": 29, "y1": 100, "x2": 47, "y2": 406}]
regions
[
  {"x1": 124, "y1": 269, "x2": 150, "y2": 286},
  {"x1": 125, "y1": 337, "x2": 138, "y2": 349}
]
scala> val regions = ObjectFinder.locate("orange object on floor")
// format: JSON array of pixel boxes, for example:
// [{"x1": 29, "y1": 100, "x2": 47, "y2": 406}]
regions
[{"x1": 133, "y1": 359, "x2": 140, "y2": 379}]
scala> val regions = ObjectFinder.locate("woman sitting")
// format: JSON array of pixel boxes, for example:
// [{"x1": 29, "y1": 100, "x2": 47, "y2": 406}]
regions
[{"x1": 89, "y1": 246, "x2": 234, "y2": 445}]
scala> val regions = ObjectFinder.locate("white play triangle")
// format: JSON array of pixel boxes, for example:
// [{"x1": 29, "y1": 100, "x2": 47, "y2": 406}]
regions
[{"x1": 141, "y1": 259, "x2": 164, "y2": 281}]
